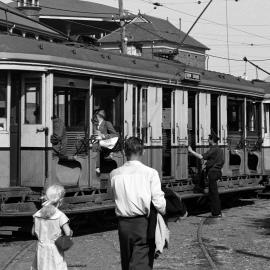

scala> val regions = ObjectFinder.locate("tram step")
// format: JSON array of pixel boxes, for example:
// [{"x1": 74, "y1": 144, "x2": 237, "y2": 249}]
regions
[{"x1": 0, "y1": 202, "x2": 37, "y2": 213}]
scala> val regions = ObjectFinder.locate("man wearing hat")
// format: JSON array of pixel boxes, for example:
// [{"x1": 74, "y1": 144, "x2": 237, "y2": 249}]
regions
[
  {"x1": 92, "y1": 109, "x2": 118, "y2": 175},
  {"x1": 188, "y1": 132, "x2": 224, "y2": 217}
]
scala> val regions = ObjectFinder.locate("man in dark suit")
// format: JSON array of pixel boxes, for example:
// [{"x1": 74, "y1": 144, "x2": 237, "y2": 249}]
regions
[
  {"x1": 92, "y1": 109, "x2": 118, "y2": 175},
  {"x1": 188, "y1": 132, "x2": 224, "y2": 217}
]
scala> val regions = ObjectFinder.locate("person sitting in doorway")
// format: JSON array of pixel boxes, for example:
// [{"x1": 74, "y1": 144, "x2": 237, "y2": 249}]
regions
[{"x1": 92, "y1": 109, "x2": 118, "y2": 175}]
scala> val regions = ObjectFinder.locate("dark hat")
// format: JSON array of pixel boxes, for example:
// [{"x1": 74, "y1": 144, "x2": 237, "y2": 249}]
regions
[{"x1": 97, "y1": 109, "x2": 106, "y2": 119}]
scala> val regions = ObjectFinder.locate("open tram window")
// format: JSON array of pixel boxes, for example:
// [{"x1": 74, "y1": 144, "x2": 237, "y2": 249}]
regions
[
  {"x1": 227, "y1": 97, "x2": 244, "y2": 134},
  {"x1": 211, "y1": 94, "x2": 218, "y2": 136},
  {"x1": 24, "y1": 78, "x2": 41, "y2": 124},
  {"x1": 53, "y1": 75, "x2": 89, "y2": 131},
  {"x1": 264, "y1": 103, "x2": 270, "y2": 134},
  {"x1": 246, "y1": 100, "x2": 261, "y2": 135},
  {"x1": 0, "y1": 72, "x2": 7, "y2": 131},
  {"x1": 92, "y1": 79, "x2": 123, "y2": 135},
  {"x1": 53, "y1": 89, "x2": 88, "y2": 130}
]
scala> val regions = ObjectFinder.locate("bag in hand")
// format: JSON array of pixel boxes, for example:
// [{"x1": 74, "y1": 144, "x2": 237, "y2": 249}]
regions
[{"x1": 55, "y1": 235, "x2": 73, "y2": 251}]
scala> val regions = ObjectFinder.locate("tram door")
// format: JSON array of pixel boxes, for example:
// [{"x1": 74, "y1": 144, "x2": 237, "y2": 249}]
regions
[
  {"x1": 188, "y1": 92, "x2": 197, "y2": 174},
  {"x1": 10, "y1": 72, "x2": 21, "y2": 186},
  {"x1": 148, "y1": 86, "x2": 162, "y2": 176},
  {"x1": 20, "y1": 73, "x2": 46, "y2": 186},
  {"x1": 171, "y1": 89, "x2": 188, "y2": 180},
  {"x1": 162, "y1": 88, "x2": 188, "y2": 180}
]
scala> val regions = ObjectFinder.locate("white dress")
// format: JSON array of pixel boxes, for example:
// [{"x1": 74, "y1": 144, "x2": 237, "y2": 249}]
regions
[{"x1": 31, "y1": 207, "x2": 69, "y2": 270}]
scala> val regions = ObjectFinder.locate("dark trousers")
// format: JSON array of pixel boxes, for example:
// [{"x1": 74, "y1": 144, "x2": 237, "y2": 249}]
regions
[
  {"x1": 207, "y1": 170, "x2": 222, "y2": 216},
  {"x1": 118, "y1": 216, "x2": 155, "y2": 270}
]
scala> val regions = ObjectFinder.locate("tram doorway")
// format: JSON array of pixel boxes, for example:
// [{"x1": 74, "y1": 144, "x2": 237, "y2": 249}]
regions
[
  {"x1": 90, "y1": 79, "x2": 124, "y2": 187},
  {"x1": 92, "y1": 80, "x2": 123, "y2": 135}
]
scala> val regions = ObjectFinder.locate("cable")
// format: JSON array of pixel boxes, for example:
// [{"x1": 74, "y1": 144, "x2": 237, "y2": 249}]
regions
[
  {"x1": 225, "y1": 0, "x2": 231, "y2": 74},
  {"x1": 136, "y1": 0, "x2": 270, "y2": 42}
]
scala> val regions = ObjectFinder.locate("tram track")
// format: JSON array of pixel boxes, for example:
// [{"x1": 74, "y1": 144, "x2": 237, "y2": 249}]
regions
[
  {"x1": 197, "y1": 216, "x2": 218, "y2": 270},
  {"x1": 197, "y1": 199, "x2": 270, "y2": 270},
  {"x1": 0, "y1": 240, "x2": 35, "y2": 270}
]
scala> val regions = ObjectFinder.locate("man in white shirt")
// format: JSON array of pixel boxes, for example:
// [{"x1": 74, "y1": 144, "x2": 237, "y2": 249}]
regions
[{"x1": 110, "y1": 137, "x2": 166, "y2": 270}]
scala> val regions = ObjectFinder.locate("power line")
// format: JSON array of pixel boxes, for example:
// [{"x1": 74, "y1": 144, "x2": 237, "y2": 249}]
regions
[
  {"x1": 136, "y1": 0, "x2": 270, "y2": 42},
  {"x1": 225, "y1": 0, "x2": 231, "y2": 74}
]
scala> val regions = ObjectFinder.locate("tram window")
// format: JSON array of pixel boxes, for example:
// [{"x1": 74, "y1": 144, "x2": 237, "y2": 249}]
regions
[
  {"x1": 92, "y1": 80, "x2": 123, "y2": 134},
  {"x1": 247, "y1": 101, "x2": 260, "y2": 133},
  {"x1": 0, "y1": 72, "x2": 7, "y2": 130},
  {"x1": 227, "y1": 98, "x2": 244, "y2": 133},
  {"x1": 132, "y1": 86, "x2": 148, "y2": 143},
  {"x1": 142, "y1": 88, "x2": 148, "y2": 143},
  {"x1": 54, "y1": 89, "x2": 88, "y2": 130},
  {"x1": 211, "y1": 94, "x2": 218, "y2": 135},
  {"x1": 25, "y1": 78, "x2": 41, "y2": 124},
  {"x1": 132, "y1": 86, "x2": 136, "y2": 136},
  {"x1": 264, "y1": 104, "x2": 270, "y2": 133}
]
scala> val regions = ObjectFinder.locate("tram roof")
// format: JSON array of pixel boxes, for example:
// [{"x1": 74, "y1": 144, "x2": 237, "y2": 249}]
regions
[{"x1": 0, "y1": 34, "x2": 265, "y2": 97}]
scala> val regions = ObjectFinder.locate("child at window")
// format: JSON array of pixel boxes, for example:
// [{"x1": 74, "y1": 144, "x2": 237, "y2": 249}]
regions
[{"x1": 31, "y1": 184, "x2": 72, "y2": 270}]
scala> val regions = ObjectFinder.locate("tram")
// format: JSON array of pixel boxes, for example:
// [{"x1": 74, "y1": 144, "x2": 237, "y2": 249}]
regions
[{"x1": 0, "y1": 33, "x2": 268, "y2": 218}]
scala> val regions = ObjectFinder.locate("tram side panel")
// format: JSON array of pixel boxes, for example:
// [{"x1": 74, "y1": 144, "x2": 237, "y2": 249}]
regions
[
  {"x1": 0, "y1": 71, "x2": 10, "y2": 188},
  {"x1": 147, "y1": 86, "x2": 163, "y2": 177},
  {"x1": 262, "y1": 102, "x2": 270, "y2": 176},
  {"x1": 172, "y1": 89, "x2": 188, "y2": 180}
]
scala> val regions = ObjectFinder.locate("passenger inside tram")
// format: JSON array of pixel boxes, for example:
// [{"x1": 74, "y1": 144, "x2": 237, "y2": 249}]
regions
[{"x1": 92, "y1": 109, "x2": 119, "y2": 176}]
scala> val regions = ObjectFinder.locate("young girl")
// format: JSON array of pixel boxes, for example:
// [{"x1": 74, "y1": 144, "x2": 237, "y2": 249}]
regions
[{"x1": 31, "y1": 184, "x2": 72, "y2": 270}]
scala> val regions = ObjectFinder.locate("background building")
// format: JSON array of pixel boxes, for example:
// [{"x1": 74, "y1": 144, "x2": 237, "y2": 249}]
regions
[{"x1": 10, "y1": 0, "x2": 208, "y2": 68}]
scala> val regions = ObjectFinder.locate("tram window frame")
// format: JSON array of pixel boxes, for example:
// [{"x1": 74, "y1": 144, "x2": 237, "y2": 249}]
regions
[
  {"x1": 24, "y1": 78, "x2": 42, "y2": 125},
  {"x1": 246, "y1": 100, "x2": 261, "y2": 135},
  {"x1": 264, "y1": 103, "x2": 270, "y2": 134},
  {"x1": 227, "y1": 97, "x2": 244, "y2": 134},
  {"x1": 0, "y1": 72, "x2": 7, "y2": 131},
  {"x1": 53, "y1": 88, "x2": 88, "y2": 131},
  {"x1": 132, "y1": 85, "x2": 148, "y2": 144},
  {"x1": 210, "y1": 94, "x2": 218, "y2": 136}
]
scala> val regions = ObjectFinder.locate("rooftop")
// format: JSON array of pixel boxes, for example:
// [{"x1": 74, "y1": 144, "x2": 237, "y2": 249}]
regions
[
  {"x1": 99, "y1": 14, "x2": 209, "y2": 51},
  {"x1": 9, "y1": 0, "x2": 124, "y2": 19},
  {"x1": 0, "y1": 1, "x2": 64, "y2": 38}
]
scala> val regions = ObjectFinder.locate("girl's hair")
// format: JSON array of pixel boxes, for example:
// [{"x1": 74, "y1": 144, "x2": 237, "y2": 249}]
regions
[{"x1": 40, "y1": 184, "x2": 65, "y2": 218}]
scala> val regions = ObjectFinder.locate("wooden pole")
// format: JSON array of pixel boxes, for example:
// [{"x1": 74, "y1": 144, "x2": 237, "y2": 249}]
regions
[{"x1": 118, "y1": 0, "x2": 127, "y2": 54}]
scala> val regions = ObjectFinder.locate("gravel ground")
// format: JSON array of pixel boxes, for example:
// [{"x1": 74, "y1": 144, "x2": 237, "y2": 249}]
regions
[{"x1": 1, "y1": 199, "x2": 270, "y2": 270}]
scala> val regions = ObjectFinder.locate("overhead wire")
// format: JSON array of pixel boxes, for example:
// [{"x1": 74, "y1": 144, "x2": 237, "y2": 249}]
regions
[
  {"x1": 136, "y1": 0, "x2": 270, "y2": 42},
  {"x1": 5, "y1": 0, "x2": 270, "y2": 69},
  {"x1": 225, "y1": 0, "x2": 231, "y2": 74}
]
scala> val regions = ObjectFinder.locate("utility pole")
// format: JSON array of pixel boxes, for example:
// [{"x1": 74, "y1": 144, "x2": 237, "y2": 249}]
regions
[{"x1": 118, "y1": 0, "x2": 127, "y2": 54}]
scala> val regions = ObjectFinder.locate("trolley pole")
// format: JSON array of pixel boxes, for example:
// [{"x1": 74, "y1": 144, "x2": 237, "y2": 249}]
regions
[{"x1": 118, "y1": 0, "x2": 127, "y2": 54}]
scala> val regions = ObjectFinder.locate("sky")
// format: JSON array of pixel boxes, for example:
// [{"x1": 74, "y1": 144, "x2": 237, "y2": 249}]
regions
[
  {"x1": 86, "y1": 0, "x2": 270, "y2": 81},
  {"x1": 2, "y1": 0, "x2": 270, "y2": 80}
]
